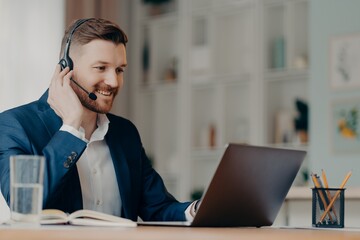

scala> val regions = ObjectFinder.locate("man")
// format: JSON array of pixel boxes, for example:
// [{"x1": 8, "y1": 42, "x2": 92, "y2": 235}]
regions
[{"x1": 0, "y1": 18, "x2": 196, "y2": 221}]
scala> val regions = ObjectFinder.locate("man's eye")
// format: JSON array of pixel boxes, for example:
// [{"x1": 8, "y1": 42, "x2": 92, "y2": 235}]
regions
[
  {"x1": 95, "y1": 66, "x2": 106, "y2": 71},
  {"x1": 116, "y1": 68, "x2": 124, "y2": 74}
]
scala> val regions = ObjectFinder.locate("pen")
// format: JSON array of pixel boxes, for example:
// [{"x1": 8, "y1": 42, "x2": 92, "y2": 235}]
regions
[{"x1": 319, "y1": 171, "x2": 352, "y2": 223}]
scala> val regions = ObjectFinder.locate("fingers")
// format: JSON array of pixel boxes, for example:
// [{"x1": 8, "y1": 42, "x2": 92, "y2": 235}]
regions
[
  {"x1": 48, "y1": 64, "x2": 73, "y2": 107},
  {"x1": 51, "y1": 64, "x2": 70, "y2": 87},
  {"x1": 63, "y1": 69, "x2": 73, "y2": 87}
]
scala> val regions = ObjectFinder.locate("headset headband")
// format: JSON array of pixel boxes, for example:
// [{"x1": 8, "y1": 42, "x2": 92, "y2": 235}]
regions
[{"x1": 64, "y1": 18, "x2": 91, "y2": 57}]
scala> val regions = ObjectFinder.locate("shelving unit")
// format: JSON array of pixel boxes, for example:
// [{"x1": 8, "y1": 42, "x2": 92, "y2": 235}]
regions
[
  {"x1": 262, "y1": 0, "x2": 309, "y2": 146},
  {"x1": 131, "y1": 0, "x2": 310, "y2": 201}
]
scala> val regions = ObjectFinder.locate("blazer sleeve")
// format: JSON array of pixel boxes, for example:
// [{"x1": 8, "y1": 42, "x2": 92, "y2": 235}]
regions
[
  {"x1": 0, "y1": 109, "x2": 87, "y2": 208},
  {"x1": 138, "y1": 147, "x2": 191, "y2": 221}
]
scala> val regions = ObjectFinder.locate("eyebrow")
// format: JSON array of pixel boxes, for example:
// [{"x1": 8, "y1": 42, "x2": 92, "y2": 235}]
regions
[{"x1": 94, "y1": 61, "x2": 127, "y2": 68}]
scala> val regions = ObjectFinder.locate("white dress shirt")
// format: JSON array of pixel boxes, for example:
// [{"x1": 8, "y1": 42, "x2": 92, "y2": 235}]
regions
[
  {"x1": 60, "y1": 114, "x2": 195, "y2": 221},
  {"x1": 60, "y1": 114, "x2": 121, "y2": 216}
]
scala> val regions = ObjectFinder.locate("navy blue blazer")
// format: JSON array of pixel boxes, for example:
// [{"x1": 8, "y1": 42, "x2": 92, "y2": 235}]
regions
[{"x1": 0, "y1": 91, "x2": 190, "y2": 221}]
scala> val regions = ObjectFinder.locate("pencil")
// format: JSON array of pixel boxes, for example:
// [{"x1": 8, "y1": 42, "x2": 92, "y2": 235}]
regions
[
  {"x1": 319, "y1": 171, "x2": 352, "y2": 223},
  {"x1": 311, "y1": 173, "x2": 334, "y2": 222},
  {"x1": 321, "y1": 169, "x2": 338, "y2": 220}
]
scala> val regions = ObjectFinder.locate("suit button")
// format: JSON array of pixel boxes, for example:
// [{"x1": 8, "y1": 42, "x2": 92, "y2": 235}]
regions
[
  {"x1": 63, "y1": 152, "x2": 78, "y2": 169},
  {"x1": 70, "y1": 151, "x2": 77, "y2": 159},
  {"x1": 63, "y1": 161, "x2": 70, "y2": 168}
]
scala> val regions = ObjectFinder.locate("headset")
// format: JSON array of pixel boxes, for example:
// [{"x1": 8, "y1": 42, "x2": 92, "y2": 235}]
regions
[{"x1": 58, "y1": 18, "x2": 97, "y2": 101}]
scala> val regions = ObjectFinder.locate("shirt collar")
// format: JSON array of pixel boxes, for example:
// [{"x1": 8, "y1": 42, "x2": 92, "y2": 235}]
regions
[{"x1": 80, "y1": 114, "x2": 110, "y2": 143}]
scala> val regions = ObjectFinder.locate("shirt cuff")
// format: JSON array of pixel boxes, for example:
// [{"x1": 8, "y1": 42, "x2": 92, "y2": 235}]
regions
[
  {"x1": 185, "y1": 201, "x2": 197, "y2": 221},
  {"x1": 60, "y1": 124, "x2": 87, "y2": 142}
]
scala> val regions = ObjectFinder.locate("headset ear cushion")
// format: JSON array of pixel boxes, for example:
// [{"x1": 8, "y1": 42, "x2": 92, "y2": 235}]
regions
[
  {"x1": 58, "y1": 56, "x2": 73, "y2": 71},
  {"x1": 58, "y1": 58, "x2": 67, "y2": 70}
]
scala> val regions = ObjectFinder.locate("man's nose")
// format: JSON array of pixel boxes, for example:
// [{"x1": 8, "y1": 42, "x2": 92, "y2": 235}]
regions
[{"x1": 104, "y1": 71, "x2": 119, "y2": 88}]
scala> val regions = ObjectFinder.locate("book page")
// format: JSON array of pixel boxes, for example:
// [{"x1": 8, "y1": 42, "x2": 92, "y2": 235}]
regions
[
  {"x1": 41, "y1": 209, "x2": 69, "y2": 224},
  {"x1": 68, "y1": 209, "x2": 137, "y2": 227},
  {"x1": 70, "y1": 218, "x2": 137, "y2": 227},
  {"x1": 41, "y1": 209, "x2": 137, "y2": 227}
]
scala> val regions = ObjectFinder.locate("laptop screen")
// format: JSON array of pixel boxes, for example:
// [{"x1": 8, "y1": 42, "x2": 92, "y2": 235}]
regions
[{"x1": 191, "y1": 144, "x2": 306, "y2": 227}]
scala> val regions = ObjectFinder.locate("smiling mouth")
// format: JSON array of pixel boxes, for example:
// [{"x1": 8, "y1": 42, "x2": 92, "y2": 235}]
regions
[{"x1": 96, "y1": 90, "x2": 112, "y2": 96}]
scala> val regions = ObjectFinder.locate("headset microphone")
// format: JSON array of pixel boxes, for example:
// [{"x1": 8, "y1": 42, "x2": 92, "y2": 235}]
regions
[
  {"x1": 58, "y1": 18, "x2": 97, "y2": 101},
  {"x1": 70, "y1": 78, "x2": 97, "y2": 100}
]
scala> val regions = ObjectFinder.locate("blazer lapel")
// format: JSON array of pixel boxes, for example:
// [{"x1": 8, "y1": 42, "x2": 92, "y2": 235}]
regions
[{"x1": 105, "y1": 124, "x2": 133, "y2": 219}]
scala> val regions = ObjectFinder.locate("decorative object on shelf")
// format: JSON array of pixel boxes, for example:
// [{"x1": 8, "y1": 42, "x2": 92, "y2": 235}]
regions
[
  {"x1": 293, "y1": 55, "x2": 308, "y2": 69},
  {"x1": 272, "y1": 37, "x2": 285, "y2": 69},
  {"x1": 198, "y1": 123, "x2": 217, "y2": 149},
  {"x1": 331, "y1": 98, "x2": 360, "y2": 153},
  {"x1": 275, "y1": 110, "x2": 295, "y2": 144},
  {"x1": 294, "y1": 99, "x2": 309, "y2": 143},
  {"x1": 142, "y1": 39, "x2": 150, "y2": 84},
  {"x1": 164, "y1": 57, "x2": 177, "y2": 83},
  {"x1": 209, "y1": 124, "x2": 216, "y2": 149},
  {"x1": 330, "y1": 33, "x2": 360, "y2": 89},
  {"x1": 142, "y1": 0, "x2": 173, "y2": 16}
]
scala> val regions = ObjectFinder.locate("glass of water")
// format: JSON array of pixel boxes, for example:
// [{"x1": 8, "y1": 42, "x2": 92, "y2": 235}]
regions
[{"x1": 10, "y1": 155, "x2": 44, "y2": 225}]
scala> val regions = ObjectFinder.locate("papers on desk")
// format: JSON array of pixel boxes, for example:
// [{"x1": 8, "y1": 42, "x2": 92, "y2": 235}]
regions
[{"x1": 0, "y1": 189, "x2": 10, "y2": 224}]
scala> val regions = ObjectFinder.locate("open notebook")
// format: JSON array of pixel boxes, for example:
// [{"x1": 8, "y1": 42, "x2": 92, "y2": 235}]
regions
[{"x1": 139, "y1": 143, "x2": 306, "y2": 227}]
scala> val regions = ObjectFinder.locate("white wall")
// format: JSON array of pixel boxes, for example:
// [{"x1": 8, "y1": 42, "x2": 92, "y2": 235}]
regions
[{"x1": 0, "y1": 0, "x2": 65, "y2": 111}]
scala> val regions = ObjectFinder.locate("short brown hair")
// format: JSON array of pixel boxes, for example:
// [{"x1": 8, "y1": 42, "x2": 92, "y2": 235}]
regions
[{"x1": 59, "y1": 18, "x2": 128, "y2": 59}]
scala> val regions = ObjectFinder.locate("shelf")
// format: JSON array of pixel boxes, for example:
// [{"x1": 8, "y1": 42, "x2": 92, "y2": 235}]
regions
[
  {"x1": 212, "y1": 0, "x2": 254, "y2": 13},
  {"x1": 191, "y1": 73, "x2": 251, "y2": 88},
  {"x1": 143, "y1": 15, "x2": 179, "y2": 85},
  {"x1": 139, "y1": 81, "x2": 178, "y2": 93},
  {"x1": 265, "y1": 142, "x2": 309, "y2": 151},
  {"x1": 265, "y1": 68, "x2": 309, "y2": 82},
  {"x1": 142, "y1": 12, "x2": 178, "y2": 26},
  {"x1": 133, "y1": 0, "x2": 309, "y2": 200},
  {"x1": 263, "y1": 0, "x2": 308, "y2": 71},
  {"x1": 190, "y1": 0, "x2": 253, "y2": 13},
  {"x1": 191, "y1": 147, "x2": 226, "y2": 161},
  {"x1": 212, "y1": 6, "x2": 254, "y2": 76}
]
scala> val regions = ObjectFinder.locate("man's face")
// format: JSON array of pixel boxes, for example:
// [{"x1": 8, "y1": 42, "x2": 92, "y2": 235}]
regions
[{"x1": 70, "y1": 39, "x2": 127, "y2": 114}]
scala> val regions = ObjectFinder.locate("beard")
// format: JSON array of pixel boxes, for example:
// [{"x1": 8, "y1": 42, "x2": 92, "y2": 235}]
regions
[{"x1": 71, "y1": 81, "x2": 118, "y2": 114}]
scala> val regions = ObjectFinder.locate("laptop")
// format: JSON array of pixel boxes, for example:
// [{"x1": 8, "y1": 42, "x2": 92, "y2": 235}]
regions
[{"x1": 139, "y1": 143, "x2": 306, "y2": 227}]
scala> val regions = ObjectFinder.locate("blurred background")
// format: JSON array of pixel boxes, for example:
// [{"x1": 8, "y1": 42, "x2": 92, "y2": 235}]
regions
[{"x1": 1, "y1": 0, "x2": 360, "y2": 203}]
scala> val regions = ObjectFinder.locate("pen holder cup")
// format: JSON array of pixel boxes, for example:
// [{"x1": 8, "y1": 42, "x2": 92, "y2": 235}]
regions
[{"x1": 312, "y1": 188, "x2": 345, "y2": 228}]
